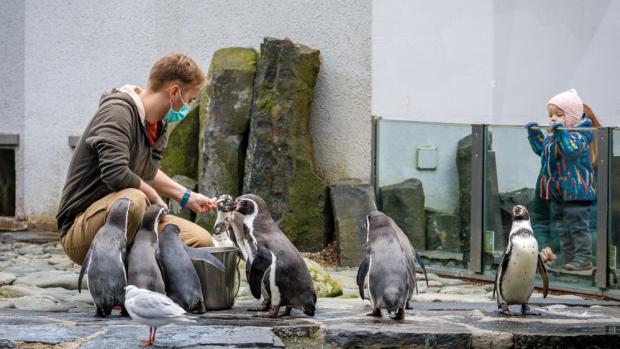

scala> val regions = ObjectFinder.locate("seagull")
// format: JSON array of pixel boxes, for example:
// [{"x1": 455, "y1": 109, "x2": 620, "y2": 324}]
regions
[{"x1": 124, "y1": 285, "x2": 195, "y2": 347}]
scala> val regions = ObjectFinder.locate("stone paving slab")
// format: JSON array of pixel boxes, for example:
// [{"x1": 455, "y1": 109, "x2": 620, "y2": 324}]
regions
[
  {"x1": 2, "y1": 239, "x2": 620, "y2": 347},
  {"x1": 2, "y1": 298, "x2": 619, "y2": 348}
]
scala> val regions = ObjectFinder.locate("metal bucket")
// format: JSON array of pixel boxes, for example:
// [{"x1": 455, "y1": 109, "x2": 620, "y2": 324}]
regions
[{"x1": 192, "y1": 246, "x2": 240, "y2": 310}]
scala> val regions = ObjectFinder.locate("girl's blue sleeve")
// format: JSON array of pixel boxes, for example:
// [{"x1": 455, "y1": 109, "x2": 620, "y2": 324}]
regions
[
  {"x1": 555, "y1": 129, "x2": 589, "y2": 159},
  {"x1": 527, "y1": 128, "x2": 545, "y2": 156}
]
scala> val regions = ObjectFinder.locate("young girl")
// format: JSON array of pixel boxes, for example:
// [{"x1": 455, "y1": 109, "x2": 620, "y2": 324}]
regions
[{"x1": 526, "y1": 89, "x2": 596, "y2": 271}]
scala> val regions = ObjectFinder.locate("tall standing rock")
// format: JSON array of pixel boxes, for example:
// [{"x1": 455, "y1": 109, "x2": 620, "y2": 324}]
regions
[
  {"x1": 379, "y1": 178, "x2": 426, "y2": 250},
  {"x1": 197, "y1": 48, "x2": 258, "y2": 228},
  {"x1": 456, "y1": 132, "x2": 503, "y2": 254},
  {"x1": 330, "y1": 180, "x2": 377, "y2": 266},
  {"x1": 243, "y1": 38, "x2": 328, "y2": 251},
  {"x1": 160, "y1": 104, "x2": 200, "y2": 180}
]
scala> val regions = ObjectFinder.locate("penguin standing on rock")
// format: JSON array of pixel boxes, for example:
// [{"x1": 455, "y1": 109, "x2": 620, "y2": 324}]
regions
[
  {"x1": 127, "y1": 204, "x2": 166, "y2": 294},
  {"x1": 356, "y1": 211, "x2": 427, "y2": 320},
  {"x1": 226, "y1": 194, "x2": 317, "y2": 317},
  {"x1": 78, "y1": 198, "x2": 132, "y2": 317},
  {"x1": 494, "y1": 205, "x2": 549, "y2": 316}
]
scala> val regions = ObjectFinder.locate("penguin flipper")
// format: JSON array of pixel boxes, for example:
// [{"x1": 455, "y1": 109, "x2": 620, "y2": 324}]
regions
[
  {"x1": 356, "y1": 254, "x2": 370, "y2": 300},
  {"x1": 414, "y1": 251, "x2": 429, "y2": 287},
  {"x1": 249, "y1": 247, "x2": 273, "y2": 300},
  {"x1": 183, "y1": 246, "x2": 225, "y2": 272},
  {"x1": 155, "y1": 248, "x2": 167, "y2": 285},
  {"x1": 495, "y1": 246, "x2": 512, "y2": 300},
  {"x1": 537, "y1": 254, "x2": 549, "y2": 298},
  {"x1": 78, "y1": 249, "x2": 91, "y2": 294}
]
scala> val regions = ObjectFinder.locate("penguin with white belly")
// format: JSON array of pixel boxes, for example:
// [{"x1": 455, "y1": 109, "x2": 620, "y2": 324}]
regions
[
  {"x1": 493, "y1": 205, "x2": 549, "y2": 316},
  {"x1": 226, "y1": 194, "x2": 317, "y2": 317},
  {"x1": 212, "y1": 194, "x2": 236, "y2": 248}
]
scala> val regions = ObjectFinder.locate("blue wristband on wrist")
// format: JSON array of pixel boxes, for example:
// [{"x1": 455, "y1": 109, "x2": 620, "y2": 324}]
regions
[{"x1": 179, "y1": 189, "x2": 191, "y2": 208}]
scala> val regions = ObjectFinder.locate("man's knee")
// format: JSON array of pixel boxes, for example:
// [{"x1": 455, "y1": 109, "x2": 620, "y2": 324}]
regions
[
  {"x1": 192, "y1": 230, "x2": 213, "y2": 248},
  {"x1": 114, "y1": 188, "x2": 146, "y2": 215},
  {"x1": 161, "y1": 217, "x2": 213, "y2": 248}
]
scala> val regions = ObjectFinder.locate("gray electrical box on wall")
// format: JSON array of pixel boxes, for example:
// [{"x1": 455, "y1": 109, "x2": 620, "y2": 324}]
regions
[{"x1": 416, "y1": 146, "x2": 437, "y2": 170}]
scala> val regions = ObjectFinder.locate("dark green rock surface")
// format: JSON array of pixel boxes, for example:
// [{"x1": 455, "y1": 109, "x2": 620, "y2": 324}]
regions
[
  {"x1": 243, "y1": 38, "x2": 328, "y2": 251},
  {"x1": 379, "y1": 178, "x2": 426, "y2": 250}
]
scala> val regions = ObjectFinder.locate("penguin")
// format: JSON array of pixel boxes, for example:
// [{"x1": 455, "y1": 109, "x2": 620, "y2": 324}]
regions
[
  {"x1": 212, "y1": 194, "x2": 236, "y2": 248},
  {"x1": 158, "y1": 224, "x2": 225, "y2": 313},
  {"x1": 227, "y1": 194, "x2": 317, "y2": 318},
  {"x1": 78, "y1": 198, "x2": 131, "y2": 317},
  {"x1": 127, "y1": 204, "x2": 166, "y2": 294},
  {"x1": 493, "y1": 205, "x2": 549, "y2": 316},
  {"x1": 356, "y1": 215, "x2": 428, "y2": 310},
  {"x1": 356, "y1": 211, "x2": 426, "y2": 320}
]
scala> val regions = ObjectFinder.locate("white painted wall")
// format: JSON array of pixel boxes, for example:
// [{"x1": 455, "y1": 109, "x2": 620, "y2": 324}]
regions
[
  {"x1": 373, "y1": 0, "x2": 620, "y2": 126},
  {"x1": 0, "y1": 0, "x2": 25, "y2": 219},
  {"x1": 7, "y1": 0, "x2": 372, "y2": 223}
]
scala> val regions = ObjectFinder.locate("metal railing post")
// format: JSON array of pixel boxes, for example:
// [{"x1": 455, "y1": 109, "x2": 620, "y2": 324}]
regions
[
  {"x1": 596, "y1": 127, "x2": 611, "y2": 288},
  {"x1": 470, "y1": 125, "x2": 486, "y2": 273}
]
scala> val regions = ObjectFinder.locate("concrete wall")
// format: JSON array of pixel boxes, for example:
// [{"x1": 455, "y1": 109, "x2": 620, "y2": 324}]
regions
[
  {"x1": 9, "y1": 0, "x2": 372, "y2": 223},
  {"x1": 0, "y1": 0, "x2": 25, "y2": 219},
  {"x1": 373, "y1": 0, "x2": 620, "y2": 126}
]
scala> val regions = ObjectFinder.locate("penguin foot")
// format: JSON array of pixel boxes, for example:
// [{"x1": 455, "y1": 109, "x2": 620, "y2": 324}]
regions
[
  {"x1": 253, "y1": 308, "x2": 280, "y2": 318},
  {"x1": 279, "y1": 306, "x2": 292, "y2": 317},
  {"x1": 247, "y1": 301, "x2": 271, "y2": 312},
  {"x1": 389, "y1": 307, "x2": 405, "y2": 320},
  {"x1": 366, "y1": 309, "x2": 382, "y2": 317},
  {"x1": 521, "y1": 304, "x2": 541, "y2": 316},
  {"x1": 498, "y1": 304, "x2": 511, "y2": 316},
  {"x1": 93, "y1": 306, "x2": 106, "y2": 318},
  {"x1": 405, "y1": 301, "x2": 413, "y2": 310}
]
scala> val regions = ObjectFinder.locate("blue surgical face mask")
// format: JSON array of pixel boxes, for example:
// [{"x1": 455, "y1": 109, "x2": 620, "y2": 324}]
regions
[{"x1": 163, "y1": 88, "x2": 190, "y2": 123}]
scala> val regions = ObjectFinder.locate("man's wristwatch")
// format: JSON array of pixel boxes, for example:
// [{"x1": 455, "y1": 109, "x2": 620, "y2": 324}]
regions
[{"x1": 179, "y1": 189, "x2": 192, "y2": 208}]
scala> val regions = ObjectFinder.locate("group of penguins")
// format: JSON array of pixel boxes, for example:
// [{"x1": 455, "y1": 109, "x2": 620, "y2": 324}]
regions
[
  {"x1": 80, "y1": 193, "x2": 550, "y2": 344},
  {"x1": 78, "y1": 194, "x2": 320, "y2": 320}
]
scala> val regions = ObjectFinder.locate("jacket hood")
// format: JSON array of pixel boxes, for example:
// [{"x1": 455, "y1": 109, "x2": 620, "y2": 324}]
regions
[
  {"x1": 575, "y1": 115, "x2": 593, "y2": 142},
  {"x1": 98, "y1": 87, "x2": 145, "y2": 126}
]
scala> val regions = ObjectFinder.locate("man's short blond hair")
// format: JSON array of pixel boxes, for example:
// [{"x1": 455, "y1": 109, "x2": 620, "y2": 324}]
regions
[{"x1": 148, "y1": 53, "x2": 205, "y2": 91}]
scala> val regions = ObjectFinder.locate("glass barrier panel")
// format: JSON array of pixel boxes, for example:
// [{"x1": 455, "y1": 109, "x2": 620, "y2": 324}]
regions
[
  {"x1": 375, "y1": 119, "x2": 471, "y2": 271},
  {"x1": 609, "y1": 129, "x2": 620, "y2": 293},
  {"x1": 484, "y1": 125, "x2": 598, "y2": 291}
]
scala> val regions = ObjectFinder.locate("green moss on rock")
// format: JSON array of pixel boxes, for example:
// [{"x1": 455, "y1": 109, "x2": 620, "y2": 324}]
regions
[
  {"x1": 197, "y1": 47, "x2": 258, "y2": 229},
  {"x1": 160, "y1": 104, "x2": 200, "y2": 179},
  {"x1": 304, "y1": 258, "x2": 342, "y2": 298},
  {"x1": 243, "y1": 38, "x2": 329, "y2": 252}
]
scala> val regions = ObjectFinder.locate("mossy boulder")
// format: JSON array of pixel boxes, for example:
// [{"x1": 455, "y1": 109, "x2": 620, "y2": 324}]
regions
[
  {"x1": 196, "y1": 47, "x2": 258, "y2": 229},
  {"x1": 237, "y1": 258, "x2": 341, "y2": 298},
  {"x1": 330, "y1": 179, "x2": 377, "y2": 266},
  {"x1": 304, "y1": 258, "x2": 342, "y2": 298},
  {"x1": 160, "y1": 103, "x2": 200, "y2": 179},
  {"x1": 243, "y1": 38, "x2": 329, "y2": 251},
  {"x1": 379, "y1": 178, "x2": 426, "y2": 250}
]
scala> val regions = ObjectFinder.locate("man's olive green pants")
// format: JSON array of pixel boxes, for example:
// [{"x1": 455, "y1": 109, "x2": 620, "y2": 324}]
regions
[{"x1": 61, "y1": 188, "x2": 213, "y2": 265}]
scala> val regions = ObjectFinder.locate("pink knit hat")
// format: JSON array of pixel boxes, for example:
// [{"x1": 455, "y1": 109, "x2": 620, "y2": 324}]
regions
[{"x1": 547, "y1": 89, "x2": 584, "y2": 127}]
